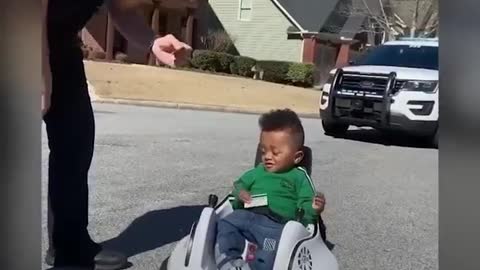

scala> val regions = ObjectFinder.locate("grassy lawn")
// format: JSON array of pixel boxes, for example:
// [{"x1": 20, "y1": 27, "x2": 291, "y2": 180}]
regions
[{"x1": 84, "y1": 61, "x2": 321, "y2": 115}]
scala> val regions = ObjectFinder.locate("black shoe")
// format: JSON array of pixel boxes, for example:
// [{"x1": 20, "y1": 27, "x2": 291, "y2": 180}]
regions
[
  {"x1": 45, "y1": 248, "x2": 127, "y2": 270},
  {"x1": 93, "y1": 250, "x2": 128, "y2": 270},
  {"x1": 46, "y1": 267, "x2": 92, "y2": 270},
  {"x1": 46, "y1": 267, "x2": 93, "y2": 270}
]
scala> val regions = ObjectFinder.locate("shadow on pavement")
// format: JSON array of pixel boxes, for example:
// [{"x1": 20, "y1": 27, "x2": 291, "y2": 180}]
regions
[
  {"x1": 46, "y1": 263, "x2": 133, "y2": 270},
  {"x1": 331, "y1": 129, "x2": 437, "y2": 149},
  {"x1": 101, "y1": 205, "x2": 206, "y2": 258}
]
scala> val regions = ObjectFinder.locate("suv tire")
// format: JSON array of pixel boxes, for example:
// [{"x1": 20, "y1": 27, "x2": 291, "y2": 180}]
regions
[{"x1": 322, "y1": 120, "x2": 349, "y2": 136}]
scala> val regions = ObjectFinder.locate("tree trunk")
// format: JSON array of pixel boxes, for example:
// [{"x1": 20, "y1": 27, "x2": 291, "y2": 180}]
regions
[{"x1": 410, "y1": 0, "x2": 420, "y2": 37}]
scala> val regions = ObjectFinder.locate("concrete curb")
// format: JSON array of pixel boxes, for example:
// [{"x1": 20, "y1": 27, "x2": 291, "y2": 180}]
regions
[
  {"x1": 87, "y1": 81, "x2": 99, "y2": 101},
  {"x1": 92, "y1": 98, "x2": 320, "y2": 119}
]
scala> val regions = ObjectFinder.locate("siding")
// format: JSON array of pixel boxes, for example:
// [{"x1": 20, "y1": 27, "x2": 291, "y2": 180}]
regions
[{"x1": 205, "y1": 0, "x2": 302, "y2": 62}]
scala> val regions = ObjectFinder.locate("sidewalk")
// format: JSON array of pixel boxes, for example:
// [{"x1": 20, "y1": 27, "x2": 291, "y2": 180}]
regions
[{"x1": 84, "y1": 61, "x2": 321, "y2": 118}]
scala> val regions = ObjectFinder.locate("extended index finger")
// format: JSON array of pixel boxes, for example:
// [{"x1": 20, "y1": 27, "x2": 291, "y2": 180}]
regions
[{"x1": 166, "y1": 34, "x2": 192, "y2": 51}]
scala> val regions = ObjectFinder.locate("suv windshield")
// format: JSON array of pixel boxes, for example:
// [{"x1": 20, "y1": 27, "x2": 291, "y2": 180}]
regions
[{"x1": 355, "y1": 44, "x2": 438, "y2": 70}]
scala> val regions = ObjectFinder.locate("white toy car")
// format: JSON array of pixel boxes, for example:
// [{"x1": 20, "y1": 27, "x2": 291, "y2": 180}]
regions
[
  {"x1": 319, "y1": 38, "x2": 439, "y2": 147},
  {"x1": 160, "y1": 146, "x2": 339, "y2": 270}
]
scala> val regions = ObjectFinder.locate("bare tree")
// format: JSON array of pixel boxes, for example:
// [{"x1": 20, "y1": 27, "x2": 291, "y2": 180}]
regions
[
  {"x1": 382, "y1": 0, "x2": 438, "y2": 38},
  {"x1": 326, "y1": 0, "x2": 438, "y2": 43},
  {"x1": 201, "y1": 30, "x2": 237, "y2": 53}
]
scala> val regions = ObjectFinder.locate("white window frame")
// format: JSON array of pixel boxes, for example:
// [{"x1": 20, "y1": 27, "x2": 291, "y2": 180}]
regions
[{"x1": 238, "y1": 0, "x2": 253, "y2": 21}]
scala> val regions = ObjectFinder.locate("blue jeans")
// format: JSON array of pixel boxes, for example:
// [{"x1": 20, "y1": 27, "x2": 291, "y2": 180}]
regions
[{"x1": 215, "y1": 210, "x2": 285, "y2": 270}]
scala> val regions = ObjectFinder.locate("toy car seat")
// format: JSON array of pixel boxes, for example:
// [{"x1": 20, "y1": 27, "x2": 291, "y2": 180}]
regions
[{"x1": 160, "y1": 144, "x2": 337, "y2": 270}]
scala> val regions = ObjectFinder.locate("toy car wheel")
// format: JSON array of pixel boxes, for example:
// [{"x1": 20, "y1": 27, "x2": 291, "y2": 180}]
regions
[{"x1": 322, "y1": 120, "x2": 349, "y2": 136}]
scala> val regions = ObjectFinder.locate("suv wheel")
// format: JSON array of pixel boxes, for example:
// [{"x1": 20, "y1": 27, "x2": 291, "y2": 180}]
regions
[{"x1": 322, "y1": 120, "x2": 349, "y2": 136}]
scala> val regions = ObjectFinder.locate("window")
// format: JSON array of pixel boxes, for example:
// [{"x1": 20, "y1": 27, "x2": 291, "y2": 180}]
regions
[
  {"x1": 239, "y1": 0, "x2": 252, "y2": 21},
  {"x1": 355, "y1": 45, "x2": 438, "y2": 70}
]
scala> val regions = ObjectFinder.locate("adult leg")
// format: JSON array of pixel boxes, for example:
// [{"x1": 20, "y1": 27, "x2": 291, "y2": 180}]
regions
[
  {"x1": 45, "y1": 74, "x2": 100, "y2": 267},
  {"x1": 45, "y1": 35, "x2": 127, "y2": 268}
]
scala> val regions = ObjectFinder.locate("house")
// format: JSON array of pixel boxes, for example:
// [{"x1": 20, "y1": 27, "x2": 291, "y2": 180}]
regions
[
  {"x1": 195, "y1": 0, "x2": 382, "y2": 83},
  {"x1": 80, "y1": 0, "x2": 383, "y2": 84},
  {"x1": 81, "y1": 0, "x2": 203, "y2": 64}
]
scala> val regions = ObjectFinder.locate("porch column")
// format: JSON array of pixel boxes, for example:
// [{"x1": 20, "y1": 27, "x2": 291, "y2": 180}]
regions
[
  {"x1": 335, "y1": 43, "x2": 351, "y2": 68},
  {"x1": 148, "y1": 6, "x2": 160, "y2": 66},
  {"x1": 185, "y1": 8, "x2": 195, "y2": 46},
  {"x1": 302, "y1": 36, "x2": 316, "y2": 64},
  {"x1": 106, "y1": 12, "x2": 115, "y2": 61}
]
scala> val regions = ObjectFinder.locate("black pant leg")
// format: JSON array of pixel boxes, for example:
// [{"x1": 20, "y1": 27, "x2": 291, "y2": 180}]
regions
[{"x1": 44, "y1": 48, "x2": 101, "y2": 267}]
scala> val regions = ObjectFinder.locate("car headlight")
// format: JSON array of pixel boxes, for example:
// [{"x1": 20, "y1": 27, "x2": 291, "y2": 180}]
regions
[{"x1": 400, "y1": 80, "x2": 438, "y2": 93}]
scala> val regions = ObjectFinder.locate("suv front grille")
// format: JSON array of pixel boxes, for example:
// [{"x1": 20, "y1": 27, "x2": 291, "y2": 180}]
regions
[
  {"x1": 342, "y1": 75, "x2": 388, "y2": 91},
  {"x1": 328, "y1": 69, "x2": 403, "y2": 127},
  {"x1": 336, "y1": 74, "x2": 405, "y2": 98}
]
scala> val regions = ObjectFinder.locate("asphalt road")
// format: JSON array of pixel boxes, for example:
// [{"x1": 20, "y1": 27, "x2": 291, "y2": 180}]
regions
[{"x1": 42, "y1": 103, "x2": 438, "y2": 270}]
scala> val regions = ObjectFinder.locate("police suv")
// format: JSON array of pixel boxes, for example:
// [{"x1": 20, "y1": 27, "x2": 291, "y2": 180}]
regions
[{"x1": 319, "y1": 38, "x2": 438, "y2": 147}]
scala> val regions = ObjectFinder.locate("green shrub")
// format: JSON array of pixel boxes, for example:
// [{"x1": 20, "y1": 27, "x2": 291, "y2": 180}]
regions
[
  {"x1": 190, "y1": 50, "x2": 236, "y2": 73},
  {"x1": 286, "y1": 63, "x2": 314, "y2": 87},
  {"x1": 190, "y1": 50, "x2": 220, "y2": 71},
  {"x1": 190, "y1": 50, "x2": 314, "y2": 87},
  {"x1": 257, "y1": 60, "x2": 291, "y2": 84},
  {"x1": 229, "y1": 61, "x2": 239, "y2": 75},
  {"x1": 216, "y1": 52, "x2": 235, "y2": 73},
  {"x1": 234, "y1": 56, "x2": 256, "y2": 77}
]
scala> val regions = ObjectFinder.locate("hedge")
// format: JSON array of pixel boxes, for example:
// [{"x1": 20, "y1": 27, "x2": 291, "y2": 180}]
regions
[
  {"x1": 229, "y1": 61, "x2": 239, "y2": 75},
  {"x1": 233, "y1": 56, "x2": 256, "y2": 77},
  {"x1": 286, "y1": 63, "x2": 314, "y2": 87},
  {"x1": 256, "y1": 60, "x2": 314, "y2": 87},
  {"x1": 216, "y1": 52, "x2": 235, "y2": 73},
  {"x1": 190, "y1": 50, "x2": 220, "y2": 72},
  {"x1": 190, "y1": 49, "x2": 314, "y2": 87},
  {"x1": 256, "y1": 60, "x2": 291, "y2": 84},
  {"x1": 191, "y1": 50, "x2": 238, "y2": 74}
]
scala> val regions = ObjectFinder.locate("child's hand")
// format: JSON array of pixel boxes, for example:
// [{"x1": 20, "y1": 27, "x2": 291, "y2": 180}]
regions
[
  {"x1": 312, "y1": 192, "x2": 326, "y2": 213},
  {"x1": 239, "y1": 190, "x2": 252, "y2": 204}
]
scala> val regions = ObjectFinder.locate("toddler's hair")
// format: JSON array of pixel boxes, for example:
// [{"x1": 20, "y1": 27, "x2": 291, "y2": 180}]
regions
[{"x1": 258, "y1": 108, "x2": 305, "y2": 149}]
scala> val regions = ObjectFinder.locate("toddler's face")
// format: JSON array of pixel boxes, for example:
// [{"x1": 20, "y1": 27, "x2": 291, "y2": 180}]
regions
[{"x1": 259, "y1": 130, "x2": 303, "y2": 173}]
